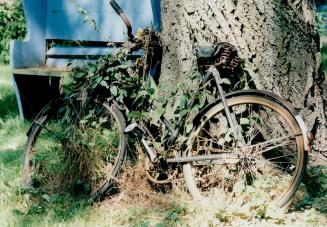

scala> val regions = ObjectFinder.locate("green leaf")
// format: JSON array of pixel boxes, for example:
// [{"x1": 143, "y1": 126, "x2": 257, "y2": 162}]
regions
[
  {"x1": 42, "y1": 194, "x2": 51, "y2": 203},
  {"x1": 110, "y1": 86, "x2": 118, "y2": 96},
  {"x1": 99, "y1": 117, "x2": 107, "y2": 123},
  {"x1": 95, "y1": 76, "x2": 102, "y2": 83},
  {"x1": 80, "y1": 119, "x2": 87, "y2": 124},
  {"x1": 100, "y1": 80, "x2": 109, "y2": 88},
  {"x1": 115, "y1": 64, "x2": 130, "y2": 69},
  {"x1": 218, "y1": 78, "x2": 231, "y2": 85},
  {"x1": 133, "y1": 90, "x2": 148, "y2": 104},
  {"x1": 148, "y1": 88, "x2": 155, "y2": 95},
  {"x1": 186, "y1": 123, "x2": 193, "y2": 134},
  {"x1": 151, "y1": 108, "x2": 165, "y2": 124},
  {"x1": 199, "y1": 94, "x2": 206, "y2": 109},
  {"x1": 179, "y1": 94, "x2": 188, "y2": 108},
  {"x1": 157, "y1": 96, "x2": 166, "y2": 104},
  {"x1": 240, "y1": 118, "x2": 250, "y2": 125}
]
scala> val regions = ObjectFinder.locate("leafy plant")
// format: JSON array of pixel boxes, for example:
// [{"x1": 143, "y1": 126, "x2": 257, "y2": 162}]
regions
[
  {"x1": 0, "y1": 0, "x2": 26, "y2": 64},
  {"x1": 295, "y1": 166, "x2": 327, "y2": 213}
]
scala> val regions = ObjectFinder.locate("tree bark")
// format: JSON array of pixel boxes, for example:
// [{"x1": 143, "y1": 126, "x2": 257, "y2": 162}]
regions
[{"x1": 160, "y1": 0, "x2": 327, "y2": 161}]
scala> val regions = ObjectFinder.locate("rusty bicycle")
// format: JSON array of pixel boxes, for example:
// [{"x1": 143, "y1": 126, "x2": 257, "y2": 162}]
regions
[{"x1": 22, "y1": 0, "x2": 313, "y2": 208}]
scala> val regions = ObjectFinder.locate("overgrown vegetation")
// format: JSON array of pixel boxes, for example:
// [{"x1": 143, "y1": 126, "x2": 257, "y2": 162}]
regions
[
  {"x1": 1, "y1": 53, "x2": 327, "y2": 225},
  {"x1": 0, "y1": 0, "x2": 26, "y2": 64}
]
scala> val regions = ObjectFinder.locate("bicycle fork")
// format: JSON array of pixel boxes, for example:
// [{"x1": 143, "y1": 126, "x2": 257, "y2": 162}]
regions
[{"x1": 207, "y1": 66, "x2": 246, "y2": 144}]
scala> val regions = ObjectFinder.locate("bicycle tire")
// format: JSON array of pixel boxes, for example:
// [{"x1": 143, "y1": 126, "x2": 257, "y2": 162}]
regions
[
  {"x1": 183, "y1": 95, "x2": 307, "y2": 208},
  {"x1": 22, "y1": 100, "x2": 127, "y2": 200}
]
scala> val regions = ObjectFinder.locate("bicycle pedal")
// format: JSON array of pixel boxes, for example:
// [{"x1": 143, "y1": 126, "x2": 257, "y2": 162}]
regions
[
  {"x1": 125, "y1": 123, "x2": 138, "y2": 133},
  {"x1": 125, "y1": 123, "x2": 145, "y2": 136}
]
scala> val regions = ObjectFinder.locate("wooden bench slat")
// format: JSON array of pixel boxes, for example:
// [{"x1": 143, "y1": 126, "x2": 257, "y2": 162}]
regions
[
  {"x1": 47, "y1": 46, "x2": 118, "y2": 57},
  {"x1": 46, "y1": 58, "x2": 97, "y2": 68},
  {"x1": 13, "y1": 68, "x2": 71, "y2": 77},
  {"x1": 47, "y1": 46, "x2": 144, "y2": 57}
]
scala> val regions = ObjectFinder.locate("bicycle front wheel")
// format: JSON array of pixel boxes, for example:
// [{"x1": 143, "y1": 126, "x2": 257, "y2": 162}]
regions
[
  {"x1": 22, "y1": 100, "x2": 127, "y2": 200},
  {"x1": 183, "y1": 95, "x2": 307, "y2": 208}
]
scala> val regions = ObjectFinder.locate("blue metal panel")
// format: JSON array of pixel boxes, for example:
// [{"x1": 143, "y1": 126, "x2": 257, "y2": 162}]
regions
[
  {"x1": 46, "y1": 0, "x2": 159, "y2": 42},
  {"x1": 10, "y1": 0, "x2": 47, "y2": 69},
  {"x1": 151, "y1": 0, "x2": 161, "y2": 31}
]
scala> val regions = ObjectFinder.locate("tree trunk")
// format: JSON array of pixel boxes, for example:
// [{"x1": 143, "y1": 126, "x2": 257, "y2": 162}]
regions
[{"x1": 160, "y1": 0, "x2": 327, "y2": 163}]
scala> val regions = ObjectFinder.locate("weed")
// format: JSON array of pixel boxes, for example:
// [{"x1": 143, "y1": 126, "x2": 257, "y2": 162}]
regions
[
  {"x1": 293, "y1": 166, "x2": 327, "y2": 213},
  {"x1": 160, "y1": 202, "x2": 187, "y2": 225},
  {"x1": 0, "y1": 65, "x2": 19, "y2": 118}
]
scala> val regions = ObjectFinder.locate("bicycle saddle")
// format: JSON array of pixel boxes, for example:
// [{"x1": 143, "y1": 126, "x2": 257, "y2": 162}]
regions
[{"x1": 196, "y1": 42, "x2": 241, "y2": 73}]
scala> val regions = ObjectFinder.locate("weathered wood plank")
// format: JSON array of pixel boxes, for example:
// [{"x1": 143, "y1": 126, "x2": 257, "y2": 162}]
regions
[{"x1": 13, "y1": 68, "x2": 71, "y2": 77}]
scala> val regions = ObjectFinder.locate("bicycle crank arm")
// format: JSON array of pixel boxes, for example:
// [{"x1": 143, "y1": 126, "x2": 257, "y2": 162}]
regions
[
  {"x1": 167, "y1": 153, "x2": 239, "y2": 164},
  {"x1": 140, "y1": 138, "x2": 158, "y2": 162}
]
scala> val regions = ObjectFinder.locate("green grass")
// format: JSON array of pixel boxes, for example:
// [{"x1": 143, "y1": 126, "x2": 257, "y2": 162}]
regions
[
  {"x1": 0, "y1": 65, "x2": 18, "y2": 118},
  {"x1": 1, "y1": 64, "x2": 327, "y2": 226}
]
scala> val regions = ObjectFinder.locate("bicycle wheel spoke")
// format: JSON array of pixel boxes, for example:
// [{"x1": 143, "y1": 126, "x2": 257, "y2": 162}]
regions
[{"x1": 250, "y1": 133, "x2": 299, "y2": 155}]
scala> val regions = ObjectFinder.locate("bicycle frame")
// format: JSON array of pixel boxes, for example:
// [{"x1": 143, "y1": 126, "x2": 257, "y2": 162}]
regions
[
  {"x1": 117, "y1": 64, "x2": 248, "y2": 164},
  {"x1": 107, "y1": 0, "x2": 313, "y2": 164}
]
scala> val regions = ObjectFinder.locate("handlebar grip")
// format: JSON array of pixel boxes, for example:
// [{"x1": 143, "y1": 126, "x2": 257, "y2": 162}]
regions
[{"x1": 110, "y1": 0, "x2": 123, "y2": 14}]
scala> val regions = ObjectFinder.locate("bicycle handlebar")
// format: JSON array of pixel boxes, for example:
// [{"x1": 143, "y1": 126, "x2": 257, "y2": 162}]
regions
[
  {"x1": 109, "y1": 0, "x2": 135, "y2": 41},
  {"x1": 109, "y1": 0, "x2": 123, "y2": 14}
]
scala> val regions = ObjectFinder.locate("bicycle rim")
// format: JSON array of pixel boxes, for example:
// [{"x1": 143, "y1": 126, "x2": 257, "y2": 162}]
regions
[
  {"x1": 22, "y1": 101, "x2": 127, "y2": 199},
  {"x1": 183, "y1": 95, "x2": 307, "y2": 208}
]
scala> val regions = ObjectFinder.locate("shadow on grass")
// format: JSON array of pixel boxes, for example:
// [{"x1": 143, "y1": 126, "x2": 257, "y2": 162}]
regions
[
  {"x1": 0, "y1": 121, "x2": 92, "y2": 225},
  {"x1": 0, "y1": 84, "x2": 19, "y2": 119},
  {"x1": 292, "y1": 166, "x2": 327, "y2": 215},
  {"x1": 3, "y1": 152, "x2": 93, "y2": 226},
  {"x1": 13, "y1": 190, "x2": 93, "y2": 227},
  {"x1": 1, "y1": 149, "x2": 93, "y2": 226}
]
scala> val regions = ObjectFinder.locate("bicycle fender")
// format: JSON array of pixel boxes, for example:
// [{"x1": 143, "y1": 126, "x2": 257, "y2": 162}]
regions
[
  {"x1": 26, "y1": 115, "x2": 48, "y2": 137},
  {"x1": 193, "y1": 89, "x2": 312, "y2": 152}
]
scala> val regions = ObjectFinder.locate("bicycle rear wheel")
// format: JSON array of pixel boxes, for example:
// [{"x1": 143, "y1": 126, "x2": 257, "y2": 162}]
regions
[
  {"x1": 183, "y1": 95, "x2": 307, "y2": 207},
  {"x1": 22, "y1": 99, "x2": 127, "y2": 200}
]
